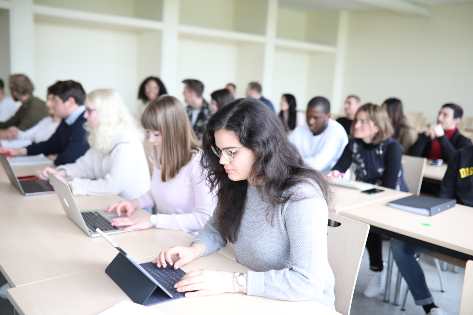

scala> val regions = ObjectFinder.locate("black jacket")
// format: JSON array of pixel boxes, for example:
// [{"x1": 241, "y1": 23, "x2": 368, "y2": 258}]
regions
[
  {"x1": 439, "y1": 145, "x2": 473, "y2": 207},
  {"x1": 26, "y1": 112, "x2": 89, "y2": 166},
  {"x1": 408, "y1": 130, "x2": 472, "y2": 163}
]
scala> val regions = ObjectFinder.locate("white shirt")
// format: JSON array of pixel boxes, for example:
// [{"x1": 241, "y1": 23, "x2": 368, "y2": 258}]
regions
[
  {"x1": 0, "y1": 96, "x2": 19, "y2": 122},
  {"x1": 0, "y1": 116, "x2": 60, "y2": 148},
  {"x1": 58, "y1": 133, "x2": 150, "y2": 200},
  {"x1": 289, "y1": 119, "x2": 348, "y2": 173}
]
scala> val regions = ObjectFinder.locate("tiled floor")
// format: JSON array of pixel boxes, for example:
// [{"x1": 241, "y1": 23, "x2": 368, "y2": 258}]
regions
[{"x1": 351, "y1": 243, "x2": 465, "y2": 315}]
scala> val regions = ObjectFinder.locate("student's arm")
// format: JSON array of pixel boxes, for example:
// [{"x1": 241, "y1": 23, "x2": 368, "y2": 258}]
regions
[
  {"x1": 381, "y1": 141, "x2": 403, "y2": 189},
  {"x1": 439, "y1": 151, "x2": 459, "y2": 199},
  {"x1": 152, "y1": 159, "x2": 215, "y2": 233},
  {"x1": 331, "y1": 142, "x2": 353, "y2": 173},
  {"x1": 25, "y1": 126, "x2": 63, "y2": 157},
  {"x1": 439, "y1": 135, "x2": 472, "y2": 163},
  {"x1": 192, "y1": 215, "x2": 227, "y2": 256},
  {"x1": 53, "y1": 124, "x2": 89, "y2": 165},
  {"x1": 57, "y1": 149, "x2": 95, "y2": 179},
  {"x1": 304, "y1": 132, "x2": 348, "y2": 172},
  {"x1": 408, "y1": 133, "x2": 429, "y2": 157},
  {"x1": 65, "y1": 145, "x2": 150, "y2": 199},
  {"x1": 246, "y1": 185, "x2": 332, "y2": 301},
  {"x1": 0, "y1": 107, "x2": 22, "y2": 130}
]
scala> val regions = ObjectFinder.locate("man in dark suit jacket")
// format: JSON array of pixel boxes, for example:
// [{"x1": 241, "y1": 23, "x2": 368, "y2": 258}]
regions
[
  {"x1": 409, "y1": 103, "x2": 471, "y2": 163},
  {"x1": 0, "y1": 80, "x2": 89, "y2": 166}
]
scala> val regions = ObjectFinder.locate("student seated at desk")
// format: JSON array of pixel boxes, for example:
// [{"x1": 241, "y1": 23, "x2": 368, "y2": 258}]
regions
[
  {"x1": 0, "y1": 80, "x2": 89, "y2": 165},
  {"x1": 329, "y1": 103, "x2": 408, "y2": 298},
  {"x1": 156, "y1": 98, "x2": 335, "y2": 306},
  {"x1": 289, "y1": 96, "x2": 348, "y2": 173},
  {"x1": 382, "y1": 97, "x2": 417, "y2": 153},
  {"x1": 1, "y1": 82, "x2": 61, "y2": 148},
  {"x1": 107, "y1": 96, "x2": 215, "y2": 233},
  {"x1": 0, "y1": 74, "x2": 48, "y2": 139},
  {"x1": 0, "y1": 77, "x2": 19, "y2": 122},
  {"x1": 409, "y1": 103, "x2": 471, "y2": 163},
  {"x1": 391, "y1": 145, "x2": 473, "y2": 315},
  {"x1": 39, "y1": 89, "x2": 150, "y2": 200},
  {"x1": 439, "y1": 144, "x2": 473, "y2": 206},
  {"x1": 336, "y1": 94, "x2": 361, "y2": 136}
]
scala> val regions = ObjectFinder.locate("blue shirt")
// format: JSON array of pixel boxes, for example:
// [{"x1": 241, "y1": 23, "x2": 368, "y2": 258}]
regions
[
  {"x1": 65, "y1": 106, "x2": 85, "y2": 125},
  {"x1": 259, "y1": 96, "x2": 275, "y2": 112}
]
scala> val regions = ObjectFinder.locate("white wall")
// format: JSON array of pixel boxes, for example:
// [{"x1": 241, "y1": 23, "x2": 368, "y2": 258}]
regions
[
  {"x1": 177, "y1": 35, "x2": 239, "y2": 100},
  {"x1": 0, "y1": 9, "x2": 10, "y2": 88},
  {"x1": 34, "y1": 21, "x2": 139, "y2": 109},
  {"x1": 272, "y1": 47, "x2": 335, "y2": 111},
  {"x1": 342, "y1": 3, "x2": 473, "y2": 120}
]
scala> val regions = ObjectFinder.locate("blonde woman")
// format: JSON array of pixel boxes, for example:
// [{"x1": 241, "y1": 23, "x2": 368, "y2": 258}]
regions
[
  {"x1": 106, "y1": 95, "x2": 215, "y2": 233},
  {"x1": 40, "y1": 89, "x2": 150, "y2": 200}
]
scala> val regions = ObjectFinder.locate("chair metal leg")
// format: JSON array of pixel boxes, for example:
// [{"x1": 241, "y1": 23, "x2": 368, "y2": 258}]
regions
[
  {"x1": 384, "y1": 249, "x2": 394, "y2": 303},
  {"x1": 434, "y1": 258, "x2": 446, "y2": 293},
  {"x1": 401, "y1": 283, "x2": 409, "y2": 311},
  {"x1": 392, "y1": 269, "x2": 403, "y2": 305}
]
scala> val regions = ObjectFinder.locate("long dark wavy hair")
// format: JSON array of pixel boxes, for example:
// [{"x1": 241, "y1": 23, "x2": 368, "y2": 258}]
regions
[
  {"x1": 382, "y1": 97, "x2": 408, "y2": 139},
  {"x1": 201, "y1": 98, "x2": 330, "y2": 243},
  {"x1": 278, "y1": 93, "x2": 298, "y2": 131}
]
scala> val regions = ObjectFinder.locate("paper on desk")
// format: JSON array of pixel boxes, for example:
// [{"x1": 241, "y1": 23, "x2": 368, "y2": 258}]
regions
[{"x1": 98, "y1": 300, "x2": 161, "y2": 315}]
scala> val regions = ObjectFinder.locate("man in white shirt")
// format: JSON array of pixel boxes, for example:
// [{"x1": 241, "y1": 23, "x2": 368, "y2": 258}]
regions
[
  {"x1": 289, "y1": 96, "x2": 348, "y2": 173},
  {"x1": 0, "y1": 78, "x2": 19, "y2": 122}
]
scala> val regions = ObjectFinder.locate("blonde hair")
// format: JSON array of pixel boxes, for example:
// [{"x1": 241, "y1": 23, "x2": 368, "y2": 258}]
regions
[
  {"x1": 86, "y1": 89, "x2": 141, "y2": 153},
  {"x1": 141, "y1": 95, "x2": 199, "y2": 182},
  {"x1": 353, "y1": 103, "x2": 394, "y2": 144}
]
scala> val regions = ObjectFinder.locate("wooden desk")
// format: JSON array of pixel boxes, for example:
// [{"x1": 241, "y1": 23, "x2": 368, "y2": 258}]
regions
[
  {"x1": 423, "y1": 163, "x2": 447, "y2": 181},
  {"x1": 340, "y1": 202, "x2": 473, "y2": 259},
  {"x1": 0, "y1": 166, "x2": 192, "y2": 287},
  {"x1": 7, "y1": 254, "x2": 339, "y2": 315},
  {"x1": 330, "y1": 184, "x2": 407, "y2": 212}
]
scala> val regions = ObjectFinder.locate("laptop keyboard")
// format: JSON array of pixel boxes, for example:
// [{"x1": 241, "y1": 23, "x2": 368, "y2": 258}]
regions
[
  {"x1": 81, "y1": 211, "x2": 118, "y2": 232},
  {"x1": 140, "y1": 262, "x2": 185, "y2": 298},
  {"x1": 21, "y1": 179, "x2": 54, "y2": 194}
]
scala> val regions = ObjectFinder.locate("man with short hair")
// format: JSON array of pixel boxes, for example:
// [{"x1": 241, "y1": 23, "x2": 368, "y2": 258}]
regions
[
  {"x1": 182, "y1": 78, "x2": 210, "y2": 140},
  {"x1": 0, "y1": 80, "x2": 89, "y2": 166},
  {"x1": 0, "y1": 74, "x2": 48, "y2": 139},
  {"x1": 336, "y1": 94, "x2": 361, "y2": 135},
  {"x1": 246, "y1": 81, "x2": 275, "y2": 112},
  {"x1": 409, "y1": 103, "x2": 471, "y2": 163},
  {"x1": 289, "y1": 96, "x2": 348, "y2": 173},
  {"x1": 0, "y1": 78, "x2": 19, "y2": 122},
  {"x1": 225, "y1": 82, "x2": 237, "y2": 97}
]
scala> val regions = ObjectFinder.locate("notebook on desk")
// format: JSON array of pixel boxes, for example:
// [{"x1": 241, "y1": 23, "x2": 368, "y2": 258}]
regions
[{"x1": 387, "y1": 195, "x2": 456, "y2": 216}]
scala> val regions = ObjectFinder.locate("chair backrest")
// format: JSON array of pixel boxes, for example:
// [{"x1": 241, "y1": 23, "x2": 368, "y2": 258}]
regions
[
  {"x1": 402, "y1": 155, "x2": 426, "y2": 195},
  {"x1": 328, "y1": 214, "x2": 369, "y2": 315},
  {"x1": 460, "y1": 260, "x2": 473, "y2": 315}
]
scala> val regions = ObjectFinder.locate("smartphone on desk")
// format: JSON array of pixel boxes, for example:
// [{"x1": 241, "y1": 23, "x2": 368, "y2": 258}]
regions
[{"x1": 361, "y1": 188, "x2": 384, "y2": 194}]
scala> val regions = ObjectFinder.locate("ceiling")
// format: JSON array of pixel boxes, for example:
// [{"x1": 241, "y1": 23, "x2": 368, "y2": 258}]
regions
[{"x1": 280, "y1": 0, "x2": 473, "y2": 11}]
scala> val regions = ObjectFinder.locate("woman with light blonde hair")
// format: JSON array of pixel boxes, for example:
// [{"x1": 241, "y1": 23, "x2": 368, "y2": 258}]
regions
[
  {"x1": 328, "y1": 103, "x2": 408, "y2": 299},
  {"x1": 40, "y1": 89, "x2": 150, "y2": 199},
  {"x1": 106, "y1": 95, "x2": 215, "y2": 233}
]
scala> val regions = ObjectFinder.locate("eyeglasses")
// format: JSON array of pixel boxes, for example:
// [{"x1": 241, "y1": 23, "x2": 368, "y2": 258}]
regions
[
  {"x1": 211, "y1": 145, "x2": 241, "y2": 163},
  {"x1": 85, "y1": 107, "x2": 96, "y2": 114}
]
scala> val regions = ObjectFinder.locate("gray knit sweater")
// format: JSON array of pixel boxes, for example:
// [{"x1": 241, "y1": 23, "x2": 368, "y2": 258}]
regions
[{"x1": 194, "y1": 182, "x2": 335, "y2": 307}]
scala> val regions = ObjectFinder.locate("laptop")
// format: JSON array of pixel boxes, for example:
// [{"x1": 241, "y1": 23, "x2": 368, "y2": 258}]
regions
[
  {"x1": 0, "y1": 155, "x2": 54, "y2": 196},
  {"x1": 98, "y1": 228, "x2": 185, "y2": 305},
  {"x1": 49, "y1": 174, "x2": 129, "y2": 237}
]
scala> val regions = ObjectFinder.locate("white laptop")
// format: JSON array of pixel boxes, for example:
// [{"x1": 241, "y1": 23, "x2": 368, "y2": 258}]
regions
[
  {"x1": 0, "y1": 155, "x2": 54, "y2": 196},
  {"x1": 49, "y1": 174, "x2": 130, "y2": 238}
]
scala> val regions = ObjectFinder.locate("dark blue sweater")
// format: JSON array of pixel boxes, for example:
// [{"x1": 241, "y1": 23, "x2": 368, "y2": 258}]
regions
[{"x1": 26, "y1": 112, "x2": 89, "y2": 166}]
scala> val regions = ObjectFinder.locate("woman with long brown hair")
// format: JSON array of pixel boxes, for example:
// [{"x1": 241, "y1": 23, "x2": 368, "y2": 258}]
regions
[{"x1": 107, "y1": 95, "x2": 215, "y2": 233}]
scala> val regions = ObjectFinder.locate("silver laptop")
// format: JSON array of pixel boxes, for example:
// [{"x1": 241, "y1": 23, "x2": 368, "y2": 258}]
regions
[
  {"x1": 49, "y1": 174, "x2": 127, "y2": 238},
  {"x1": 0, "y1": 155, "x2": 54, "y2": 196}
]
